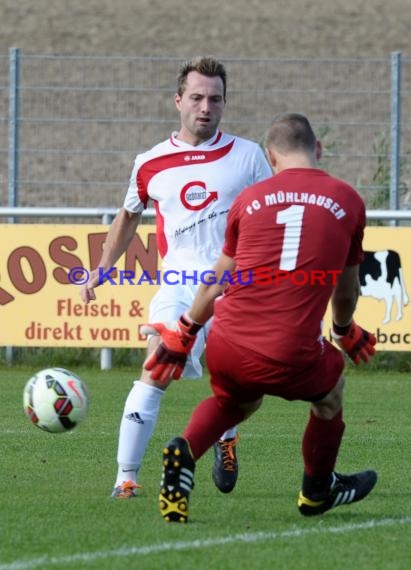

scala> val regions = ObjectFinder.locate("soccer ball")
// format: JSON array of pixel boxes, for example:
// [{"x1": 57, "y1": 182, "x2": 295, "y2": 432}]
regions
[{"x1": 23, "y1": 368, "x2": 89, "y2": 433}]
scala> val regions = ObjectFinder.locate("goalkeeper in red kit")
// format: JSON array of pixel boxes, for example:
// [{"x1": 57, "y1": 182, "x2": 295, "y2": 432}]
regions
[{"x1": 143, "y1": 113, "x2": 377, "y2": 523}]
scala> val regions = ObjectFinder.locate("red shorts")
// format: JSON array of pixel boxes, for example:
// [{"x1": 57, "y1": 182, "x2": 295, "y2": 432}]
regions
[{"x1": 206, "y1": 329, "x2": 344, "y2": 404}]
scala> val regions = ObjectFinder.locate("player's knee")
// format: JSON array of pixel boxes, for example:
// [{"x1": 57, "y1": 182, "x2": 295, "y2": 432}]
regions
[
  {"x1": 311, "y1": 375, "x2": 344, "y2": 419},
  {"x1": 240, "y1": 397, "x2": 263, "y2": 419},
  {"x1": 147, "y1": 334, "x2": 162, "y2": 353},
  {"x1": 140, "y1": 370, "x2": 172, "y2": 389}
]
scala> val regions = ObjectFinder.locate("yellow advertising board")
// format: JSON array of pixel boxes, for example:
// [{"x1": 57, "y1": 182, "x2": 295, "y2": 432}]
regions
[
  {"x1": 0, "y1": 224, "x2": 160, "y2": 347},
  {"x1": 322, "y1": 227, "x2": 411, "y2": 350},
  {"x1": 0, "y1": 224, "x2": 410, "y2": 350}
]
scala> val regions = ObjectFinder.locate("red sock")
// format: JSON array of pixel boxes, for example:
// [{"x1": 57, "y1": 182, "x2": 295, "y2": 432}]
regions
[
  {"x1": 183, "y1": 397, "x2": 246, "y2": 460},
  {"x1": 302, "y1": 409, "x2": 345, "y2": 477}
]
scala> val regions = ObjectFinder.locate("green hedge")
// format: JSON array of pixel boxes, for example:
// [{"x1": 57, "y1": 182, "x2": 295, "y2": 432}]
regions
[{"x1": 1, "y1": 347, "x2": 411, "y2": 372}]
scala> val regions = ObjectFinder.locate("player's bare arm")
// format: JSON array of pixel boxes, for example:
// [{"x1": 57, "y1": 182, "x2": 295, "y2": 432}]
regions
[
  {"x1": 331, "y1": 265, "x2": 360, "y2": 327},
  {"x1": 331, "y1": 264, "x2": 376, "y2": 364},
  {"x1": 188, "y1": 252, "x2": 236, "y2": 325},
  {"x1": 143, "y1": 253, "x2": 236, "y2": 383},
  {"x1": 80, "y1": 208, "x2": 141, "y2": 304}
]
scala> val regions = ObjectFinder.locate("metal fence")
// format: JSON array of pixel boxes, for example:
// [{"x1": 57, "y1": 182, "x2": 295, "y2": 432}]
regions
[{"x1": 1, "y1": 50, "x2": 411, "y2": 215}]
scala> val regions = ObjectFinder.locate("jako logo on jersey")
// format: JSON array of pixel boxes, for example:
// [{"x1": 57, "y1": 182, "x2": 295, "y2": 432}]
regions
[
  {"x1": 184, "y1": 154, "x2": 206, "y2": 161},
  {"x1": 180, "y1": 180, "x2": 218, "y2": 211}
]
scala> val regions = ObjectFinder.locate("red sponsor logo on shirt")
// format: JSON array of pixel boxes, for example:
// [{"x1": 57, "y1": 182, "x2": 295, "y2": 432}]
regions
[{"x1": 180, "y1": 180, "x2": 218, "y2": 211}]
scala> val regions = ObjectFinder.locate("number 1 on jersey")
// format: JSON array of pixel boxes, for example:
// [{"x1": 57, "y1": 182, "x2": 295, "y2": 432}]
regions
[{"x1": 276, "y1": 205, "x2": 305, "y2": 271}]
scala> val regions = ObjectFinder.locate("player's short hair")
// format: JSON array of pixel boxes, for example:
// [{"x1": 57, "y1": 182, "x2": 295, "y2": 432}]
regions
[
  {"x1": 265, "y1": 113, "x2": 317, "y2": 154},
  {"x1": 177, "y1": 56, "x2": 227, "y2": 99}
]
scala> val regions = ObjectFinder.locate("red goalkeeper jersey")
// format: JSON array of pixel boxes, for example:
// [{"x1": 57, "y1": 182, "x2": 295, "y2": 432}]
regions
[{"x1": 213, "y1": 167, "x2": 365, "y2": 363}]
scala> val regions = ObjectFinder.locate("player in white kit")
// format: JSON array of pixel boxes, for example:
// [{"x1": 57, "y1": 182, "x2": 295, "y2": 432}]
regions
[{"x1": 80, "y1": 56, "x2": 272, "y2": 498}]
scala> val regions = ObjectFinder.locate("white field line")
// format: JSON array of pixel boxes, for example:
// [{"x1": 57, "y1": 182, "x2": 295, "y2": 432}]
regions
[{"x1": 0, "y1": 516, "x2": 410, "y2": 570}]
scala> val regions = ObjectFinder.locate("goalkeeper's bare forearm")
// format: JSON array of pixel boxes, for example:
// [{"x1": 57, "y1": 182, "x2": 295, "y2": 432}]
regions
[
  {"x1": 188, "y1": 252, "x2": 236, "y2": 325},
  {"x1": 330, "y1": 264, "x2": 376, "y2": 364},
  {"x1": 331, "y1": 265, "x2": 360, "y2": 327}
]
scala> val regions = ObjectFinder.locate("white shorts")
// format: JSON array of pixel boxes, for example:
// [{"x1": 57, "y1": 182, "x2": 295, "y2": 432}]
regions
[{"x1": 149, "y1": 281, "x2": 211, "y2": 378}]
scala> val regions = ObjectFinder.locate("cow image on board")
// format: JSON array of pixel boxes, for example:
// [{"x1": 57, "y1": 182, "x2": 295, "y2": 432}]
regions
[{"x1": 359, "y1": 249, "x2": 409, "y2": 324}]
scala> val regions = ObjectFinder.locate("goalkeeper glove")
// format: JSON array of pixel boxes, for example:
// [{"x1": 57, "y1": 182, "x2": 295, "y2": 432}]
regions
[
  {"x1": 142, "y1": 314, "x2": 203, "y2": 383},
  {"x1": 331, "y1": 320, "x2": 376, "y2": 365}
]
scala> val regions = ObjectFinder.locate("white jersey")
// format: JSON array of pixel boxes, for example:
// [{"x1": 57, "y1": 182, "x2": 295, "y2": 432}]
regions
[{"x1": 124, "y1": 130, "x2": 272, "y2": 272}]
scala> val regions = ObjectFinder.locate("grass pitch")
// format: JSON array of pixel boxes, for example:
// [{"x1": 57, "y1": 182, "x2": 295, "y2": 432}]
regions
[{"x1": 0, "y1": 365, "x2": 410, "y2": 570}]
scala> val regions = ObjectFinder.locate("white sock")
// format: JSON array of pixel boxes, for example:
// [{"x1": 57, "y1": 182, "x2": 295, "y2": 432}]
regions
[
  {"x1": 220, "y1": 426, "x2": 238, "y2": 440},
  {"x1": 114, "y1": 381, "x2": 164, "y2": 487}
]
